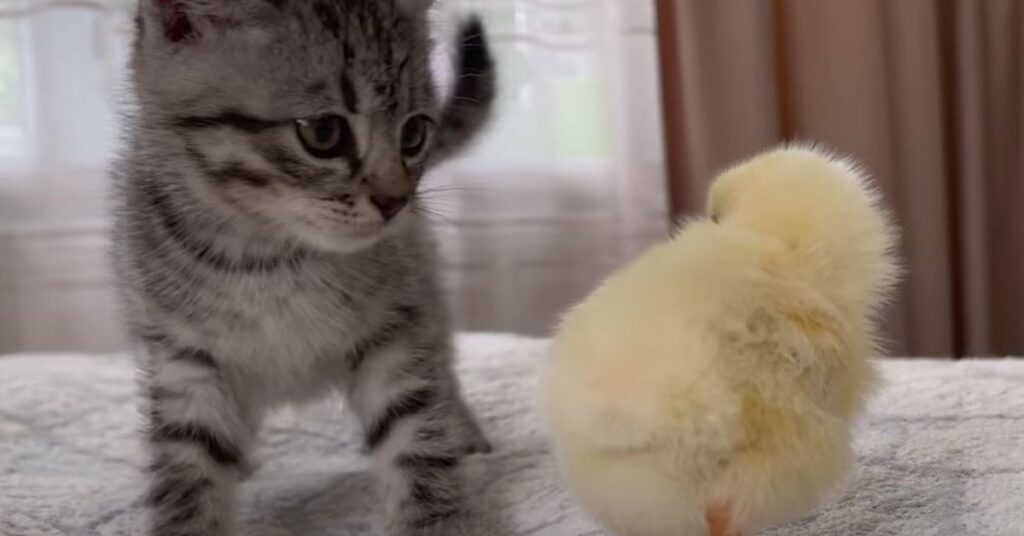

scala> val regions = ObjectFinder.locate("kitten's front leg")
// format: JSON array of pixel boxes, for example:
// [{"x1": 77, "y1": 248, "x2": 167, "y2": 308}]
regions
[
  {"x1": 142, "y1": 343, "x2": 259, "y2": 536},
  {"x1": 347, "y1": 338, "x2": 484, "y2": 535},
  {"x1": 445, "y1": 366, "x2": 493, "y2": 456}
]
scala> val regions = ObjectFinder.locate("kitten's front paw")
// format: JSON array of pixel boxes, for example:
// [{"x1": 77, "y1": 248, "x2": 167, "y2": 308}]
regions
[{"x1": 395, "y1": 516, "x2": 483, "y2": 536}]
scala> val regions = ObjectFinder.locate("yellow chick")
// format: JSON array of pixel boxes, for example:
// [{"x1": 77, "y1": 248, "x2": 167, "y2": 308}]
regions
[{"x1": 543, "y1": 145, "x2": 899, "y2": 536}]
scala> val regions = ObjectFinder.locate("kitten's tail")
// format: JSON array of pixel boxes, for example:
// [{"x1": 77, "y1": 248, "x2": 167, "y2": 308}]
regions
[{"x1": 429, "y1": 15, "x2": 496, "y2": 167}]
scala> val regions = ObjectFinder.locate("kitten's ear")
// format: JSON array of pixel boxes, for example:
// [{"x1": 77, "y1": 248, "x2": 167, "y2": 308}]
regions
[
  {"x1": 151, "y1": 0, "x2": 194, "y2": 42},
  {"x1": 143, "y1": 0, "x2": 250, "y2": 43}
]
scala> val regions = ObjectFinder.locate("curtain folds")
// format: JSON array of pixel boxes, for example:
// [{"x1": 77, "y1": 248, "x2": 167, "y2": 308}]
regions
[{"x1": 657, "y1": 0, "x2": 1024, "y2": 357}]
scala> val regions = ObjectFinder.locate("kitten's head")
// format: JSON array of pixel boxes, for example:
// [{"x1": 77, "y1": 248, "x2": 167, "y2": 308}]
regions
[{"x1": 131, "y1": 0, "x2": 495, "y2": 252}]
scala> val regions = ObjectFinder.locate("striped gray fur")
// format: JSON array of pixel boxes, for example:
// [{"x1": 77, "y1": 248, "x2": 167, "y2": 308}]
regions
[{"x1": 111, "y1": 1, "x2": 496, "y2": 535}]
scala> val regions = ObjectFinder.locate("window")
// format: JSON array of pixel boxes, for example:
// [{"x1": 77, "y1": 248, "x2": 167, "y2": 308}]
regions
[
  {"x1": 0, "y1": 21, "x2": 20, "y2": 125},
  {"x1": 435, "y1": 0, "x2": 666, "y2": 221},
  {"x1": 0, "y1": 6, "x2": 130, "y2": 223},
  {"x1": 0, "y1": 18, "x2": 27, "y2": 161},
  {"x1": 442, "y1": 1, "x2": 618, "y2": 174}
]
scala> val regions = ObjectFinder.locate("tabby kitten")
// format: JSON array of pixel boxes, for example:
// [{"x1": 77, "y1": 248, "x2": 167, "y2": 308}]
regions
[{"x1": 111, "y1": 1, "x2": 496, "y2": 535}]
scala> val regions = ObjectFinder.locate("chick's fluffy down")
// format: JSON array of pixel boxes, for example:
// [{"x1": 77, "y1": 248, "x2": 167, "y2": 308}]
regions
[{"x1": 543, "y1": 145, "x2": 899, "y2": 536}]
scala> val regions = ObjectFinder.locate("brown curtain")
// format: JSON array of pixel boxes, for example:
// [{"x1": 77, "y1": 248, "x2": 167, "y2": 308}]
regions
[{"x1": 656, "y1": 0, "x2": 1024, "y2": 357}]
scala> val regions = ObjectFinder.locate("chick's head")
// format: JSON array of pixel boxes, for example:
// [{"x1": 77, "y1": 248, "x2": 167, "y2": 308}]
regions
[{"x1": 707, "y1": 144, "x2": 900, "y2": 318}]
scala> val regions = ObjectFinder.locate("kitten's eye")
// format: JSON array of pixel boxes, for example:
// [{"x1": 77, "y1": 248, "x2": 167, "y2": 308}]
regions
[
  {"x1": 400, "y1": 115, "x2": 434, "y2": 159},
  {"x1": 295, "y1": 115, "x2": 356, "y2": 159}
]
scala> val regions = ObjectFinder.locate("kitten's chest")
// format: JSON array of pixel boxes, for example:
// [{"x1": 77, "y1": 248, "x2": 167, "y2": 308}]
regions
[
  {"x1": 177, "y1": 267, "x2": 395, "y2": 402},
  {"x1": 196, "y1": 266, "x2": 391, "y2": 361}
]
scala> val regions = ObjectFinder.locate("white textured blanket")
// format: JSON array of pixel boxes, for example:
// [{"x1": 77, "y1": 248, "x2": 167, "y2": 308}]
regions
[{"x1": 1, "y1": 334, "x2": 1022, "y2": 536}]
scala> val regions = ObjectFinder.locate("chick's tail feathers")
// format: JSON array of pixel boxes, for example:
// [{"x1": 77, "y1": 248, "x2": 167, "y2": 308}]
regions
[{"x1": 707, "y1": 143, "x2": 900, "y2": 318}]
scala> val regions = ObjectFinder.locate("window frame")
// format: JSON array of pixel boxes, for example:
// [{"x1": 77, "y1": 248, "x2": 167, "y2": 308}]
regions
[{"x1": 0, "y1": 16, "x2": 36, "y2": 174}]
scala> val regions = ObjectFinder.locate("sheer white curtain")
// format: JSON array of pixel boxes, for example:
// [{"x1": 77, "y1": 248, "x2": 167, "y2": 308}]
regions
[
  {"x1": 0, "y1": 0, "x2": 666, "y2": 352},
  {"x1": 0, "y1": 0, "x2": 132, "y2": 353},
  {"x1": 432, "y1": 0, "x2": 668, "y2": 334}
]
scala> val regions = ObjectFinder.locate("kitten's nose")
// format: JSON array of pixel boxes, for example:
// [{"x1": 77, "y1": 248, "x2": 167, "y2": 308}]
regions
[{"x1": 370, "y1": 193, "x2": 409, "y2": 221}]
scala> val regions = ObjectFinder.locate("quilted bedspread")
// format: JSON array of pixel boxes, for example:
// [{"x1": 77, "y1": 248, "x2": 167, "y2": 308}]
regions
[{"x1": 1, "y1": 334, "x2": 1022, "y2": 535}]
